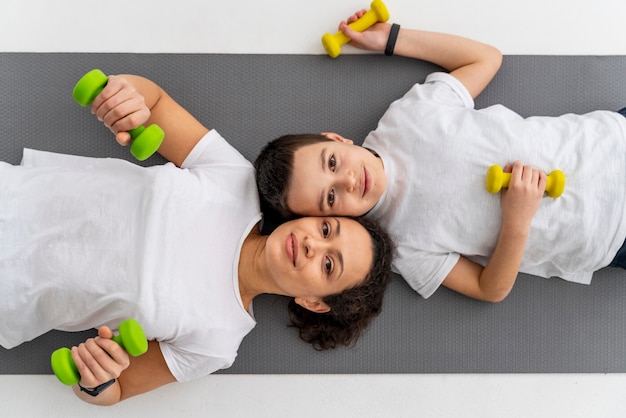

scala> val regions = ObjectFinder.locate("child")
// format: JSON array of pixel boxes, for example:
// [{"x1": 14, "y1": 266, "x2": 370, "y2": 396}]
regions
[
  {"x1": 254, "y1": 10, "x2": 626, "y2": 303},
  {"x1": 0, "y1": 73, "x2": 394, "y2": 405}
]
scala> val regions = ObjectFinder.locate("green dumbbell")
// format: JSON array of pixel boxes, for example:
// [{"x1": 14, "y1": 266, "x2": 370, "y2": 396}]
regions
[
  {"x1": 73, "y1": 69, "x2": 164, "y2": 161},
  {"x1": 51, "y1": 318, "x2": 148, "y2": 386},
  {"x1": 485, "y1": 164, "x2": 566, "y2": 198}
]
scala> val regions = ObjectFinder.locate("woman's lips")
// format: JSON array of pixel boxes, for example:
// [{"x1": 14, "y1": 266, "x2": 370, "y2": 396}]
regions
[{"x1": 287, "y1": 233, "x2": 298, "y2": 266}]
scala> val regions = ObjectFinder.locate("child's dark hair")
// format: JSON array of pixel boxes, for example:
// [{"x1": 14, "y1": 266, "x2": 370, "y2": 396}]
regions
[
  {"x1": 287, "y1": 216, "x2": 395, "y2": 350},
  {"x1": 254, "y1": 134, "x2": 333, "y2": 219}
]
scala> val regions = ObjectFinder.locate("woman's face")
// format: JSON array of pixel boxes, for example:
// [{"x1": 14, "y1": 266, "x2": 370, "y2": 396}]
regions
[{"x1": 265, "y1": 217, "x2": 373, "y2": 312}]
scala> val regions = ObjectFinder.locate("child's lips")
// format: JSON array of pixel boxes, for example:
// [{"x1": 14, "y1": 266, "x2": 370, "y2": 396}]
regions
[
  {"x1": 362, "y1": 167, "x2": 371, "y2": 198},
  {"x1": 287, "y1": 233, "x2": 298, "y2": 266}
]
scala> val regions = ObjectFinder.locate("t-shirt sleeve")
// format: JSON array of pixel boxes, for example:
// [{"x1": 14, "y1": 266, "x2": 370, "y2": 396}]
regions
[
  {"x1": 403, "y1": 72, "x2": 475, "y2": 109},
  {"x1": 181, "y1": 129, "x2": 252, "y2": 170},
  {"x1": 393, "y1": 244, "x2": 461, "y2": 299},
  {"x1": 159, "y1": 340, "x2": 236, "y2": 382}
]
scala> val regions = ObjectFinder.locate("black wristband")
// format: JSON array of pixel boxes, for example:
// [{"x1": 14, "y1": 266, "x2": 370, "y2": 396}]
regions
[
  {"x1": 385, "y1": 23, "x2": 400, "y2": 56},
  {"x1": 78, "y1": 378, "x2": 116, "y2": 397}
]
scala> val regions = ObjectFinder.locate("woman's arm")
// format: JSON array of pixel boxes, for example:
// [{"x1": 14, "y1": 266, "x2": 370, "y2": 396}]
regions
[
  {"x1": 70, "y1": 327, "x2": 176, "y2": 406},
  {"x1": 339, "y1": 11, "x2": 502, "y2": 99},
  {"x1": 442, "y1": 162, "x2": 546, "y2": 302},
  {"x1": 90, "y1": 74, "x2": 209, "y2": 167}
]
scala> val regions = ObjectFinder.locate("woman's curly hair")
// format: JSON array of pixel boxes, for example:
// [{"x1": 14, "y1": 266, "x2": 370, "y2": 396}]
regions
[{"x1": 287, "y1": 216, "x2": 395, "y2": 350}]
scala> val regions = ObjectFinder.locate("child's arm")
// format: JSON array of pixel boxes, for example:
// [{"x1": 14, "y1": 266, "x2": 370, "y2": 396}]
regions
[
  {"x1": 442, "y1": 162, "x2": 546, "y2": 302},
  {"x1": 339, "y1": 11, "x2": 502, "y2": 99},
  {"x1": 70, "y1": 326, "x2": 175, "y2": 406},
  {"x1": 90, "y1": 75, "x2": 209, "y2": 167}
]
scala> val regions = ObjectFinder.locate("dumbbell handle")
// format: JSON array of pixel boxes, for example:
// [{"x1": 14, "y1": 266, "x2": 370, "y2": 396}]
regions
[
  {"x1": 74, "y1": 77, "x2": 143, "y2": 140},
  {"x1": 72, "y1": 69, "x2": 146, "y2": 141},
  {"x1": 322, "y1": 0, "x2": 390, "y2": 58},
  {"x1": 485, "y1": 165, "x2": 566, "y2": 198}
]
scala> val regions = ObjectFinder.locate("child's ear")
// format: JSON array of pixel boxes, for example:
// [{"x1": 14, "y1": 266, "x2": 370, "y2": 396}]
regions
[
  {"x1": 320, "y1": 132, "x2": 354, "y2": 145},
  {"x1": 294, "y1": 297, "x2": 331, "y2": 313}
]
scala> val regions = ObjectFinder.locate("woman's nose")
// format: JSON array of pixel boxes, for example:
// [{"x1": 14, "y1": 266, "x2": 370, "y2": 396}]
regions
[{"x1": 304, "y1": 236, "x2": 327, "y2": 257}]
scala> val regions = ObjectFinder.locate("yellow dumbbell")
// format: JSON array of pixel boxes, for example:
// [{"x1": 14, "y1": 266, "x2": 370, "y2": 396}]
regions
[
  {"x1": 485, "y1": 165, "x2": 566, "y2": 198},
  {"x1": 321, "y1": 0, "x2": 390, "y2": 58}
]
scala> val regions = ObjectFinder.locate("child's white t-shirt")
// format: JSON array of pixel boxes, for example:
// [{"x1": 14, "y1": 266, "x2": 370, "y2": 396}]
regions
[
  {"x1": 0, "y1": 129, "x2": 260, "y2": 382},
  {"x1": 365, "y1": 72, "x2": 626, "y2": 298}
]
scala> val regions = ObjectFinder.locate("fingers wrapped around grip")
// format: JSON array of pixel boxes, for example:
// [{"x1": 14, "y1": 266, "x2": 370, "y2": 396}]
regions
[{"x1": 485, "y1": 164, "x2": 565, "y2": 198}]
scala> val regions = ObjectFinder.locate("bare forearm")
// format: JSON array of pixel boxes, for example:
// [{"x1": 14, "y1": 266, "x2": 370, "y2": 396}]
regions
[
  {"x1": 478, "y1": 220, "x2": 530, "y2": 302},
  {"x1": 69, "y1": 339, "x2": 175, "y2": 406},
  {"x1": 118, "y1": 74, "x2": 209, "y2": 166},
  {"x1": 393, "y1": 28, "x2": 502, "y2": 98},
  {"x1": 340, "y1": 11, "x2": 502, "y2": 99},
  {"x1": 395, "y1": 29, "x2": 482, "y2": 67}
]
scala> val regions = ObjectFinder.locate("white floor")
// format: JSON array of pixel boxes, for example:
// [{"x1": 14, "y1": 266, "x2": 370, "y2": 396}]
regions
[{"x1": 2, "y1": 374, "x2": 626, "y2": 417}]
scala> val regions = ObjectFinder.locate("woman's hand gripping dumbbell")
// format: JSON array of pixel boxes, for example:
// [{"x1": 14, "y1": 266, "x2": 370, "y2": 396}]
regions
[
  {"x1": 51, "y1": 318, "x2": 148, "y2": 386},
  {"x1": 73, "y1": 69, "x2": 164, "y2": 161}
]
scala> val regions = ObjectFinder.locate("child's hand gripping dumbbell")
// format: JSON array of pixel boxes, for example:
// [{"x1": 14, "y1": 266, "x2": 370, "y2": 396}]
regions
[
  {"x1": 73, "y1": 69, "x2": 164, "y2": 161},
  {"x1": 50, "y1": 318, "x2": 148, "y2": 386},
  {"x1": 485, "y1": 164, "x2": 566, "y2": 198},
  {"x1": 321, "y1": 0, "x2": 390, "y2": 58}
]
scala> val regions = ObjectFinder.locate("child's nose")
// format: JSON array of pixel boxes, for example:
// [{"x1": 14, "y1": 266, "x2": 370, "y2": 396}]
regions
[{"x1": 339, "y1": 170, "x2": 356, "y2": 192}]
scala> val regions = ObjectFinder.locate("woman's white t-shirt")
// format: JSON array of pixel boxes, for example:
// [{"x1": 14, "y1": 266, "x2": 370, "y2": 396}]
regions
[{"x1": 0, "y1": 129, "x2": 261, "y2": 382}]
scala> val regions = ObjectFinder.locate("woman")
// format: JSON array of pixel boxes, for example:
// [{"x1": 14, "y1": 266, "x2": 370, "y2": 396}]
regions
[{"x1": 0, "y1": 74, "x2": 394, "y2": 405}]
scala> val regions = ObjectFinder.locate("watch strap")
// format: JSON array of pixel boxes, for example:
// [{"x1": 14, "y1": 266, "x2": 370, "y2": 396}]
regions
[{"x1": 78, "y1": 378, "x2": 116, "y2": 397}]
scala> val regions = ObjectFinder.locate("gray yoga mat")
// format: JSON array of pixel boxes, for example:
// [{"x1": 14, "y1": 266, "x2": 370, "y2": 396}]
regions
[{"x1": 1, "y1": 53, "x2": 626, "y2": 374}]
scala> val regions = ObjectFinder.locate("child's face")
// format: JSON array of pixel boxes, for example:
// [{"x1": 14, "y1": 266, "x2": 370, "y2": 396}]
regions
[{"x1": 287, "y1": 134, "x2": 386, "y2": 216}]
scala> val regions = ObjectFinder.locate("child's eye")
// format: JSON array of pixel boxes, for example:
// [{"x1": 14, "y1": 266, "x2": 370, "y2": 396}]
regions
[
  {"x1": 322, "y1": 221, "x2": 330, "y2": 237},
  {"x1": 328, "y1": 155, "x2": 336, "y2": 171},
  {"x1": 324, "y1": 256, "x2": 333, "y2": 275},
  {"x1": 327, "y1": 190, "x2": 335, "y2": 208}
]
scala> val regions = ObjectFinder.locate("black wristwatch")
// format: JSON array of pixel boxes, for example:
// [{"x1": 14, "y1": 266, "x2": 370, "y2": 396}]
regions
[{"x1": 78, "y1": 378, "x2": 116, "y2": 397}]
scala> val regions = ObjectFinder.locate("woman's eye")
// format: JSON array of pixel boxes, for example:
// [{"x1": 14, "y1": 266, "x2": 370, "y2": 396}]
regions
[
  {"x1": 324, "y1": 257, "x2": 333, "y2": 274},
  {"x1": 327, "y1": 190, "x2": 335, "y2": 207},
  {"x1": 329, "y1": 155, "x2": 336, "y2": 171},
  {"x1": 322, "y1": 221, "x2": 330, "y2": 237}
]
